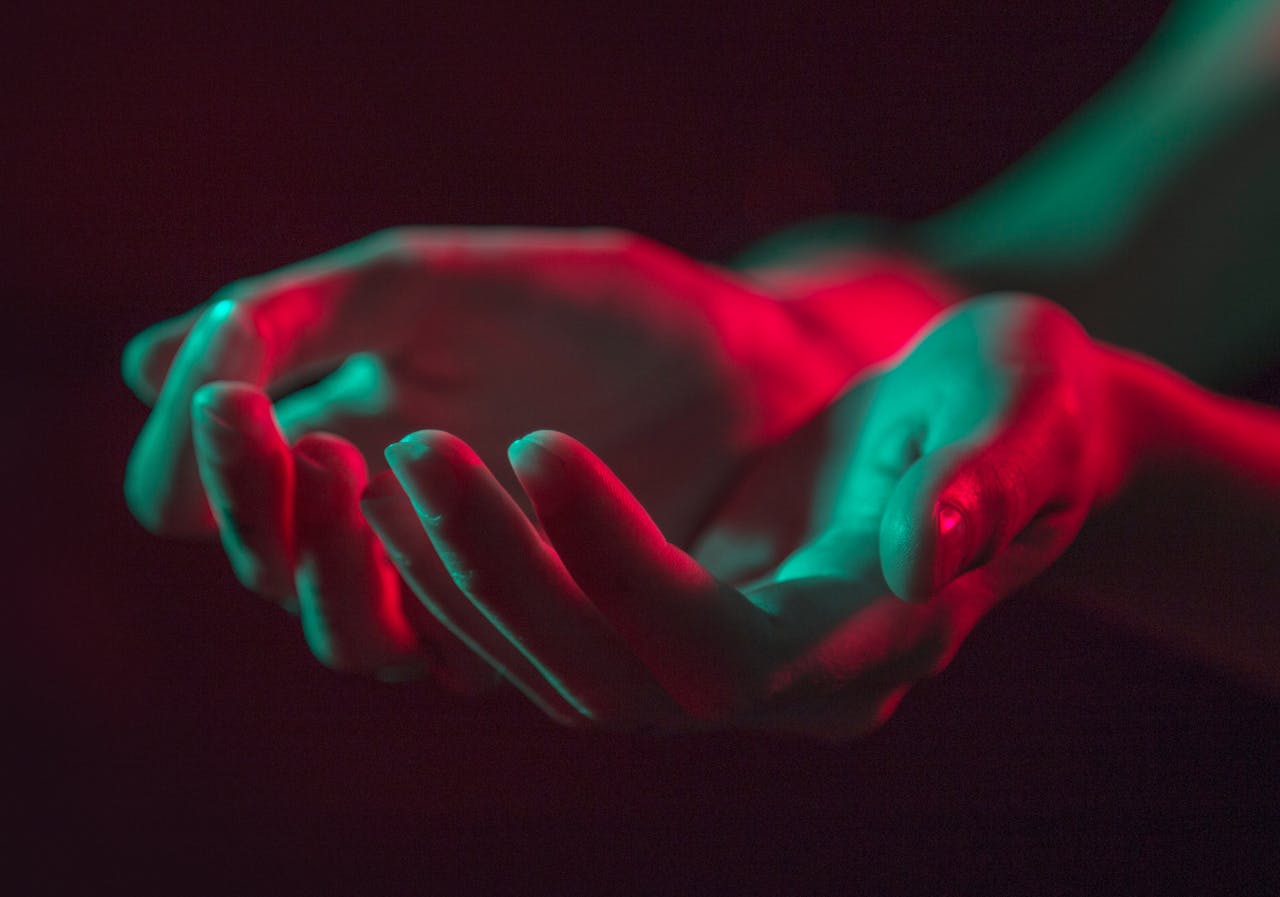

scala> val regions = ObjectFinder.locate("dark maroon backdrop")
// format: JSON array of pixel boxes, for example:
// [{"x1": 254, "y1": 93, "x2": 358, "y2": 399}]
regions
[{"x1": 8, "y1": 2, "x2": 1278, "y2": 894}]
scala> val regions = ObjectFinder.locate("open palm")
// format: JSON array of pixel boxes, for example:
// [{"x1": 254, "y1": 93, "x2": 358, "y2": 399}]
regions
[
  {"x1": 362, "y1": 294, "x2": 1110, "y2": 736},
  {"x1": 122, "y1": 228, "x2": 855, "y2": 682}
]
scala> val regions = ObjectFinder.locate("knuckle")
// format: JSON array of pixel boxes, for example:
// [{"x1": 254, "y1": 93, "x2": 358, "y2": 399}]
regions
[{"x1": 366, "y1": 227, "x2": 423, "y2": 267}]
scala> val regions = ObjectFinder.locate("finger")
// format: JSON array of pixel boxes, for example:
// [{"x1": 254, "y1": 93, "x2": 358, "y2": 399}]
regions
[
  {"x1": 385, "y1": 430, "x2": 676, "y2": 725},
  {"x1": 124, "y1": 228, "x2": 647, "y2": 539},
  {"x1": 789, "y1": 296, "x2": 1095, "y2": 604},
  {"x1": 878, "y1": 380, "x2": 1087, "y2": 603},
  {"x1": 292, "y1": 433, "x2": 425, "y2": 677},
  {"x1": 359, "y1": 471, "x2": 582, "y2": 719},
  {"x1": 737, "y1": 576, "x2": 945, "y2": 734},
  {"x1": 508, "y1": 430, "x2": 775, "y2": 721},
  {"x1": 122, "y1": 304, "x2": 206, "y2": 406},
  {"x1": 122, "y1": 236, "x2": 410, "y2": 538},
  {"x1": 769, "y1": 393, "x2": 927, "y2": 587},
  {"x1": 125, "y1": 299, "x2": 270, "y2": 537},
  {"x1": 273, "y1": 353, "x2": 396, "y2": 444},
  {"x1": 191, "y1": 382, "x2": 296, "y2": 604}
]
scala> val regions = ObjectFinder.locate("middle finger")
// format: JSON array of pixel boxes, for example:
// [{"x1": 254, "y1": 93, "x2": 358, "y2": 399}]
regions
[{"x1": 383, "y1": 430, "x2": 677, "y2": 727}]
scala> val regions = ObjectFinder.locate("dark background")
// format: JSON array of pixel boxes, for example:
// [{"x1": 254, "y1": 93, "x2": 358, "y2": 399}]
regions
[{"x1": 8, "y1": 1, "x2": 1278, "y2": 894}]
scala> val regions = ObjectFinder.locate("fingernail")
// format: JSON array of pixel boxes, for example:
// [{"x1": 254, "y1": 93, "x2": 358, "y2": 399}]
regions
[
  {"x1": 508, "y1": 434, "x2": 568, "y2": 513},
  {"x1": 508, "y1": 435, "x2": 564, "y2": 480},
  {"x1": 933, "y1": 501, "x2": 970, "y2": 590},
  {"x1": 386, "y1": 436, "x2": 456, "y2": 520}
]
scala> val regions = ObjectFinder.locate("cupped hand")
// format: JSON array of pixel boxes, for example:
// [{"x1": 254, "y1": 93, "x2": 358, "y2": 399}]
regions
[
  {"x1": 364, "y1": 294, "x2": 1114, "y2": 738},
  {"x1": 121, "y1": 228, "x2": 855, "y2": 681}
]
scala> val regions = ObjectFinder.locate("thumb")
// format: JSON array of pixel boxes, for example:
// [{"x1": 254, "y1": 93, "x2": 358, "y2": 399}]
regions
[{"x1": 879, "y1": 434, "x2": 1055, "y2": 603}]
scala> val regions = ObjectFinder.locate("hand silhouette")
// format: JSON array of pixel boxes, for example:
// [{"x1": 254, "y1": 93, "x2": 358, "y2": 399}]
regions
[
  {"x1": 362, "y1": 295, "x2": 1114, "y2": 737},
  {"x1": 122, "y1": 228, "x2": 856, "y2": 682}
]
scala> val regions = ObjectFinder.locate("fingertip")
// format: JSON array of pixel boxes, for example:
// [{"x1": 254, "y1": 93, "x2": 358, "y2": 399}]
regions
[
  {"x1": 514, "y1": 427, "x2": 591, "y2": 457},
  {"x1": 508, "y1": 431, "x2": 571, "y2": 504},
  {"x1": 191, "y1": 380, "x2": 272, "y2": 424},
  {"x1": 191, "y1": 382, "x2": 283, "y2": 467},
  {"x1": 879, "y1": 455, "x2": 977, "y2": 603},
  {"x1": 294, "y1": 432, "x2": 368, "y2": 486},
  {"x1": 517, "y1": 428, "x2": 576, "y2": 451},
  {"x1": 511, "y1": 430, "x2": 675, "y2": 580},
  {"x1": 509, "y1": 429, "x2": 609, "y2": 490},
  {"x1": 384, "y1": 429, "x2": 475, "y2": 470},
  {"x1": 384, "y1": 430, "x2": 480, "y2": 523}
]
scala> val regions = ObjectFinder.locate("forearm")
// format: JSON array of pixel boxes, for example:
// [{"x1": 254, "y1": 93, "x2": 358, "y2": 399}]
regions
[
  {"x1": 1046, "y1": 344, "x2": 1280, "y2": 692},
  {"x1": 918, "y1": 0, "x2": 1278, "y2": 275},
  {"x1": 915, "y1": 0, "x2": 1280, "y2": 385},
  {"x1": 738, "y1": 0, "x2": 1280, "y2": 386},
  {"x1": 1103, "y1": 344, "x2": 1280, "y2": 496}
]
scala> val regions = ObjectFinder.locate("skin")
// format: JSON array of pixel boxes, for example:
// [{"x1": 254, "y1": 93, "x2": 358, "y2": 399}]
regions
[
  {"x1": 724, "y1": 0, "x2": 1280, "y2": 693},
  {"x1": 124, "y1": 254, "x2": 1121, "y2": 737},
  {"x1": 122, "y1": 227, "x2": 871, "y2": 689},
  {"x1": 363, "y1": 291, "x2": 1280, "y2": 733},
  {"x1": 120, "y1": 1, "x2": 1280, "y2": 728},
  {"x1": 365, "y1": 295, "x2": 1112, "y2": 737},
  {"x1": 122, "y1": 222, "x2": 1280, "y2": 734},
  {"x1": 741, "y1": 0, "x2": 1280, "y2": 387}
]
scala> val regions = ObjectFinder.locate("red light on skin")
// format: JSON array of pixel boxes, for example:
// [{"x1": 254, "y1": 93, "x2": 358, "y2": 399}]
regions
[
  {"x1": 750, "y1": 248, "x2": 965, "y2": 378},
  {"x1": 934, "y1": 501, "x2": 969, "y2": 592}
]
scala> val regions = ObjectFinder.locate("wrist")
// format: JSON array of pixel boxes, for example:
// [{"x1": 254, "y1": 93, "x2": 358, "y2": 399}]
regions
[
  {"x1": 1095, "y1": 341, "x2": 1280, "y2": 503},
  {"x1": 749, "y1": 248, "x2": 964, "y2": 377}
]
